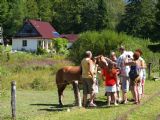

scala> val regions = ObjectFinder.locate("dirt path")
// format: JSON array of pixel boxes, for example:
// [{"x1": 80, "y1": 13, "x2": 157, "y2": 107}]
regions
[{"x1": 116, "y1": 91, "x2": 160, "y2": 120}]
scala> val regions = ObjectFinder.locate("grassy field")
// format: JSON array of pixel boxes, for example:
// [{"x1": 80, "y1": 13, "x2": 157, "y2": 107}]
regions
[{"x1": 1, "y1": 80, "x2": 160, "y2": 120}]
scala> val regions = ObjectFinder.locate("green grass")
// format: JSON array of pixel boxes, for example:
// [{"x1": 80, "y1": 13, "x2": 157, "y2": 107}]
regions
[
  {"x1": 0, "y1": 52, "x2": 73, "y2": 90},
  {"x1": 1, "y1": 80, "x2": 160, "y2": 120},
  {"x1": 127, "y1": 94, "x2": 160, "y2": 120}
]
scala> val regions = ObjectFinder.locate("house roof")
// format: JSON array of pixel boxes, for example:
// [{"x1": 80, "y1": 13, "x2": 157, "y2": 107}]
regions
[
  {"x1": 60, "y1": 34, "x2": 79, "y2": 43},
  {"x1": 29, "y1": 20, "x2": 57, "y2": 39}
]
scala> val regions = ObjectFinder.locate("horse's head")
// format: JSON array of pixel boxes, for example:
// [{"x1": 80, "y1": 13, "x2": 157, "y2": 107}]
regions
[{"x1": 94, "y1": 55, "x2": 108, "y2": 69}]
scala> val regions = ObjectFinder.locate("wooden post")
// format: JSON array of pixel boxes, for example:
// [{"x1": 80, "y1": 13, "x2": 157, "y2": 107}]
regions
[
  {"x1": 72, "y1": 81, "x2": 82, "y2": 107},
  {"x1": 148, "y1": 63, "x2": 152, "y2": 79},
  {"x1": 11, "y1": 81, "x2": 16, "y2": 120}
]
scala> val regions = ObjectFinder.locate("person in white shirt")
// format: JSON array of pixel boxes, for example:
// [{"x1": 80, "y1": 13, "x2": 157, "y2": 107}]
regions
[{"x1": 117, "y1": 46, "x2": 133, "y2": 104}]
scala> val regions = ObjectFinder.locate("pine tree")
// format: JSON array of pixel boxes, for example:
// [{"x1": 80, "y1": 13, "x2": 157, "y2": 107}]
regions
[
  {"x1": 7, "y1": 0, "x2": 26, "y2": 36},
  {"x1": 96, "y1": 0, "x2": 108, "y2": 30},
  {"x1": 118, "y1": 0, "x2": 156, "y2": 38},
  {"x1": 0, "y1": 0, "x2": 9, "y2": 27},
  {"x1": 26, "y1": 0, "x2": 39, "y2": 19},
  {"x1": 106, "y1": 0, "x2": 125, "y2": 30},
  {"x1": 155, "y1": 0, "x2": 160, "y2": 40},
  {"x1": 38, "y1": 0, "x2": 52, "y2": 22}
]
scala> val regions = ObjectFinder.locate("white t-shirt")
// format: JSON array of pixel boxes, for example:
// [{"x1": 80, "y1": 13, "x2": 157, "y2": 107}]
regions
[{"x1": 117, "y1": 51, "x2": 133, "y2": 77}]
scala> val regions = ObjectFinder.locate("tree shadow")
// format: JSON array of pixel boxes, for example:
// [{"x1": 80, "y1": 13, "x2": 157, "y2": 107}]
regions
[{"x1": 148, "y1": 44, "x2": 160, "y2": 53}]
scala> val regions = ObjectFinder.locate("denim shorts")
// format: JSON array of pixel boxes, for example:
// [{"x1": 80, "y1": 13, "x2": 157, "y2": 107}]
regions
[{"x1": 120, "y1": 76, "x2": 129, "y2": 92}]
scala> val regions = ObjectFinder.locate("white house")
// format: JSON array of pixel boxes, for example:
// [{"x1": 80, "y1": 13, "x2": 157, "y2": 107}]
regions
[{"x1": 12, "y1": 19, "x2": 59, "y2": 52}]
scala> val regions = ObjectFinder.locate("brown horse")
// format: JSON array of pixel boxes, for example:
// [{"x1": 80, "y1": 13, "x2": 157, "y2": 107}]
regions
[{"x1": 56, "y1": 55, "x2": 108, "y2": 107}]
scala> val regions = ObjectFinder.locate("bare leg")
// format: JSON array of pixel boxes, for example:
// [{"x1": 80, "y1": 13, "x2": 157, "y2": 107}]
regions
[
  {"x1": 142, "y1": 85, "x2": 144, "y2": 96},
  {"x1": 112, "y1": 92, "x2": 118, "y2": 105},
  {"x1": 82, "y1": 94, "x2": 87, "y2": 107},
  {"x1": 131, "y1": 86, "x2": 135, "y2": 101},
  {"x1": 122, "y1": 91, "x2": 127, "y2": 103},
  {"x1": 107, "y1": 92, "x2": 111, "y2": 106},
  {"x1": 133, "y1": 85, "x2": 138, "y2": 104},
  {"x1": 137, "y1": 84, "x2": 140, "y2": 103},
  {"x1": 90, "y1": 92, "x2": 96, "y2": 104}
]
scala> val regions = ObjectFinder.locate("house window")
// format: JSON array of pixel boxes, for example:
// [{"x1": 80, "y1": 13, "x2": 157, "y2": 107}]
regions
[{"x1": 22, "y1": 40, "x2": 27, "y2": 47}]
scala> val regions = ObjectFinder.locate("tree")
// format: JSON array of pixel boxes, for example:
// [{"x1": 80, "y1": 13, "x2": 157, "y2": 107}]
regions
[
  {"x1": 96, "y1": 0, "x2": 108, "y2": 30},
  {"x1": 117, "y1": 0, "x2": 156, "y2": 38},
  {"x1": 25, "y1": 0, "x2": 39, "y2": 19},
  {"x1": 6, "y1": 0, "x2": 26, "y2": 36},
  {"x1": 37, "y1": 0, "x2": 52, "y2": 22},
  {"x1": 0, "y1": 0, "x2": 9, "y2": 36},
  {"x1": 52, "y1": 38, "x2": 68, "y2": 54},
  {"x1": 154, "y1": 0, "x2": 160, "y2": 40},
  {"x1": 106, "y1": 0, "x2": 125, "y2": 30}
]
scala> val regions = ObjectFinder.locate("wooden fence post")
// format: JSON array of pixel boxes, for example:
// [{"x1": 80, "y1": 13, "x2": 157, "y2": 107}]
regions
[
  {"x1": 11, "y1": 81, "x2": 16, "y2": 120},
  {"x1": 148, "y1": 63, "x2": 152, "y2": 79}
]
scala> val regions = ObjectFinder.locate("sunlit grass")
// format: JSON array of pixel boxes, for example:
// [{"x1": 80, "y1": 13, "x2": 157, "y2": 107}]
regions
[{"x1": 1, "y1": 80, "x2": 160, "y2": 120}]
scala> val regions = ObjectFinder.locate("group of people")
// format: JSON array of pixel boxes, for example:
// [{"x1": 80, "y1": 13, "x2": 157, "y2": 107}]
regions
[{"x1": 81, "y1": 46, "x2": 146, "y2": 107}]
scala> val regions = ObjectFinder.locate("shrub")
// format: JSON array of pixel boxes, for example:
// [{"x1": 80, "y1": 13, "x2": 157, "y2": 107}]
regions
[
  {"x1": 31, "y1": 78, "x2": 43, "y2": 90},
  {"x1": 36, "y1": 47, "x2": 47, "y2": 55},
  {"x1": 69, "y1": 30, "x2": 123, "y2": 63},
  {"x1": 69, "y1": 30, "x2": 160, "y2": 72},
  {"x1": 52, "y1": 38, "x2": 69, "y2": 55}
]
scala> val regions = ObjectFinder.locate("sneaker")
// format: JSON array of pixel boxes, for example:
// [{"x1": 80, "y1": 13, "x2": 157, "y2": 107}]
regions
[
  {"x1": 114, "y1": 103, "x2": 119, "y2": 106},
  {"x1": 121, "y1": 100, "x2": 128, "y2": 104},
  {"x1": 89, "y1": 103, "x2": 97, "y2": 107}
]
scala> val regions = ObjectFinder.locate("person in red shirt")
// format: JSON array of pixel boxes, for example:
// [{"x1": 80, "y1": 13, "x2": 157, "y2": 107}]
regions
[{"x1": 102, "y1": 63, "x2": 118, "y2": 106}]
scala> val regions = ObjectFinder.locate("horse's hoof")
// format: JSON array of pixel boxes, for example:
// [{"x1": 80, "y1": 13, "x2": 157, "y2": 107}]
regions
[{"x1": 58, "y1": 104, "x2": 63, "y2": 108}]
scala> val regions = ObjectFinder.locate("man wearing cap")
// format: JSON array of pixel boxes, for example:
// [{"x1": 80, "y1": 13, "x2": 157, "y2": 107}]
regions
[
  {"x1": 117, "y1": 46, "x2": 133, "y2": 104},
  {"x1": 81, "y1": 51, "x2": 96, "y2": 107}
]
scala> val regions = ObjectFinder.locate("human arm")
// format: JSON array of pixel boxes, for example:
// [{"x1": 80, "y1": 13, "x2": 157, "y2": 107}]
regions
[
  {"x1": 88, "y1": 59, "x2": 94, "y2": 78},
  {"x1": 124, "y1": 57, "x2": 136, "y2": 66}
]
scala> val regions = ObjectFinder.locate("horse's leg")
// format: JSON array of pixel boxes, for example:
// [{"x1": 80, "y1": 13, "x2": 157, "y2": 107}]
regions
[
  {"x1": 72, "y1": 81, "x2": 82, "y2": 107},
  {"x1": 57, "y1": 84, "x2": 67, "y2": 107}
]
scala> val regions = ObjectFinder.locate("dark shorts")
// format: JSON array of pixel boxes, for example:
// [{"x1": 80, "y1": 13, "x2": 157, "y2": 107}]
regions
[{"x1": 82, "y1": 78, "x2": 94, "y2": 94}]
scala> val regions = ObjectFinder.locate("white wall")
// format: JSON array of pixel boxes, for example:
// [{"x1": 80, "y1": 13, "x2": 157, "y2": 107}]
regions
[{"x1": 12, "y1": 38, "x2": 38, "y2": 51}]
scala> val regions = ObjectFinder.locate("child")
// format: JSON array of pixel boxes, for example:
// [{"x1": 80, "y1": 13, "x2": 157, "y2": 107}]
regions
[
  {"x1": 110, "y1": 52, "x2": 121, "y2": 103},
  {"x1": 102, "y1": 63, "x2": 118, "y2": 106}
]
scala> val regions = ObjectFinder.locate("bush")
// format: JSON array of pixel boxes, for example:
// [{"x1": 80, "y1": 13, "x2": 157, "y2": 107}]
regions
[
  {"x1": 52, "y1": 38, "x2": 69, "y2": 55},
  {"x1": 36, "y1": 47, "x2": 47, "y2": 55},
  {"x1": 69, "y1": 30, "x2": 123, "y2": 63},
  {"x1": 31, "y1": 78, "x2": 48, "y2": 90},
  {"x1": 69, "y1": 30, "x2": 160, "y2": 72}
]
